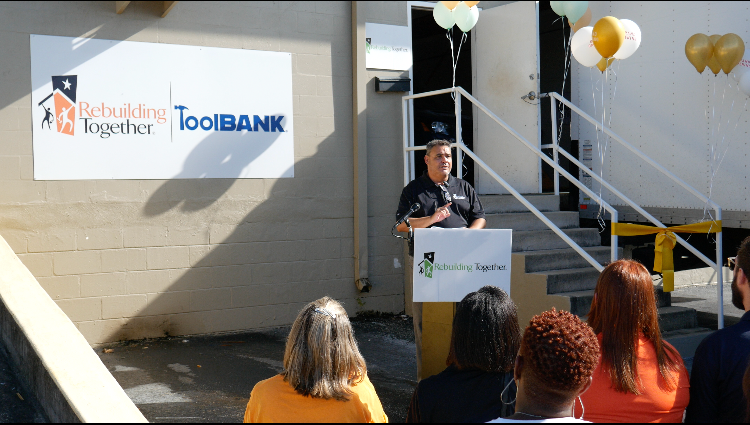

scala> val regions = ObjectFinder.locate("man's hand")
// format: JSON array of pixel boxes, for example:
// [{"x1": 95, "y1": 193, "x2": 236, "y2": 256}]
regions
[{"x1": 431, "y1": 202, "x2": 452, "y2": 225}]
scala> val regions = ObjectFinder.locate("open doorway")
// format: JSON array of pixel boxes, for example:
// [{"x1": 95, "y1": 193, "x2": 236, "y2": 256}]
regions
[
  {"x1": 410, "y1": 7, "x2": 474, "y2": 186},
  {"x1": 538, "y1": 1, "x2": 578, "y2": 210}
]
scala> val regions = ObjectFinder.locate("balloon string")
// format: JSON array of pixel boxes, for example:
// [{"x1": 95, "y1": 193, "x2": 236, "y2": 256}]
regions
[
  {"x1": 447, "y1": 28, "x2": 467, "y2": 177},
  {"x1": 557, "y1": 19, "x2": 572, "y2": 145}
]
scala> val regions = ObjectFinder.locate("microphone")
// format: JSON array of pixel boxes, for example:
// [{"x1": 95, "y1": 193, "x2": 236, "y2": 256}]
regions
[{"x1": 395, "y1": 203, "x2": 421, "y2": 227}]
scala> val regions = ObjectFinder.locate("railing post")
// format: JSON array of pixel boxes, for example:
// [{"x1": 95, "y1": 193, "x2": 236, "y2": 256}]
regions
[
  {"x1": 455, "y1": 89, "x2": 462, "y2": 178},
  {"x1": 550, "y1": 97, "x2": 560, "y2": 195},
  {"x1": 717, "y1": 208, "x2": 724, "y2": 329},
  {"x1": 610, "y1": 210, "x2": 618, "y2": 263},
  {"x1": 403, "y1": 97, "x2": 409, "y2": 187}
]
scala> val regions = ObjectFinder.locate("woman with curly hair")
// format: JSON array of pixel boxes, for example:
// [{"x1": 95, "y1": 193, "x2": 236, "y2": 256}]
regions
[
  {"x1": 576, "y1": 259, "x2": 690, "y2": 422},
  {"x1": 488, "y1": 308, "x2": 599, "y2": 423},
  {"x1": 243, "y1": 297, "x2": 388, "y2": 423},
  {"x1": 406, "y1": 286, "x2": 521, "y2": 422}
]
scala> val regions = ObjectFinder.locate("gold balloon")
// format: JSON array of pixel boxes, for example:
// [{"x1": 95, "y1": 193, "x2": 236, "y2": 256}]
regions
[
  {"x1": 464, "y1": 1, "x2": 480, "y2": 7},
  {"x1": 685, "y1": 33, "x2": 713, "y2": 74},
  {"x1": 715, "y1": 33, "x2": 745, "y2": 74},
  {"x1": 441, "y1": 1, "x2": 460, "y2": 10},
  {"x1": 592, "y1": 16, "x2": 625, "y2": 58},
  {"x1": 596, "y1": 57, "x2": 615, "y2": 72},
  {"x1": 706, "y1": 34, "x2": 723, "y2": 75},
  {"x1": 570, "y1": 7, "x2": 592, "y2": 33}
]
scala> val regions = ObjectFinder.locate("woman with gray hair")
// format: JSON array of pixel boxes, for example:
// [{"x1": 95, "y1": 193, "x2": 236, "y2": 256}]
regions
[{"x1": 243, "y1": 296, "x2": 388, "y2": 423}]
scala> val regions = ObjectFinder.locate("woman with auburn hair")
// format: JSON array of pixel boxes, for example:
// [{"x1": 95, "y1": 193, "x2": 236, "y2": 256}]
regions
[
  {"x1": 575, "y1": 259, "x2": 690, "y2": 422},
  {"x1": 243, "y1": 297, "x2": 388, "y2": 423},
  {"x1": 406, "y1": 286, "x2": 521, "y2": 422}
]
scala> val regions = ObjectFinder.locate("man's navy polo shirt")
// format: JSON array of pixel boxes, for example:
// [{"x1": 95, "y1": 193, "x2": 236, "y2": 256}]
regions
[
  {"x1": 685, "y1": 310, "x2": 750, "y2": 422},
  {"x1": 396, "y1": 172, "x2": 485, "y2": 229}
]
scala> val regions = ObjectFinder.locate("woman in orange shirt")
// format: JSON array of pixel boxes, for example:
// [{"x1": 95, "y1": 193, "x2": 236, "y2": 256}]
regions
[
  {"x1": 575, "y1": 259, "x2": 690, "y2": 423},
  {"x1": 244, "y1": 297, "x2": 388, "y2": 423}
]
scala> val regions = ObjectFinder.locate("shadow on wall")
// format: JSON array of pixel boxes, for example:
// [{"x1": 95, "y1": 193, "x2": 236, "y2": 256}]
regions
[
  {"x1": 97, "y1": 43, "x2": 372, "y2": 343},
  {"x1": 142, "y1": 116, "x2": 285, "y2": 216}
]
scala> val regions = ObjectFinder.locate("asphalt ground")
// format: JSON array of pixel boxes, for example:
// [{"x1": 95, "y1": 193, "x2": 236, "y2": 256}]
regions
[{"x1": 96, "y1": 314, "x2": 417, "y2": 423}]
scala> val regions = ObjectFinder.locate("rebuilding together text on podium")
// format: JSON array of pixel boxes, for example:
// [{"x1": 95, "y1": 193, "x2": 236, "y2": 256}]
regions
[{"x1": 396, "y1": 139, "x2": 487, "y2": 380}]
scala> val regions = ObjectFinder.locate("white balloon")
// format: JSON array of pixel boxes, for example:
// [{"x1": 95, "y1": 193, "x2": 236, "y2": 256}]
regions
[
  {"x1": 433, "y1": 2, "x2": 455, "y2": 30},
  {"x1": 739, "y1": 72, "x2": 750, "y2": 97},
  {"x1": 613, "y1": 19, "x2": 641, "y2": 60},
  {"x1": 454, "y1": 2, "x2": 479, "y2": 32},
  {"x1": 731, "y1": 51, "x2": 750, "y2": 82},
  {"x1": 571, "y1": 26, "x2": 601, "y2": 67}
]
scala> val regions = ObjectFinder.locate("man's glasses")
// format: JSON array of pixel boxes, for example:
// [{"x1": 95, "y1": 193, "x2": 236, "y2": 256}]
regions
[{"x1": 729, "y1": 257, "x2": 736, "y2": 271}]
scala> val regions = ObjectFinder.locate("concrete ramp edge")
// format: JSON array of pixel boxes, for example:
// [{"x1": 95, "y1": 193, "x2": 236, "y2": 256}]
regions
[{"x1": 0, "y1": 236, "x2": 147, "y2": 423}]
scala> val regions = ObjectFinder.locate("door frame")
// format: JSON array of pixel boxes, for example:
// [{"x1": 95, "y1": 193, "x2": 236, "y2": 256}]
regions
[{"x1": 406, "y1": 1, "x2": 542, "y2": 192}]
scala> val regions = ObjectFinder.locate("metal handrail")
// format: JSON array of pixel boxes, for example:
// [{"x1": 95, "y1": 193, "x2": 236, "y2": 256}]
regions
[
  {"x1": 402, "y1": 86, "x2": 613, "y2": 271},
  {"x1": 544, "y1": 91, "x2": 725, "y2": 328}
]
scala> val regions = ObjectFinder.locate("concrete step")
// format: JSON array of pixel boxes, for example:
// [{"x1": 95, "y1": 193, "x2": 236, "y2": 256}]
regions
[
  {"x1": 481, "y1": 194, "x2": 560, "y2": 214},
  {"x1": 561, "y1": 287, "x2": 672, "y2": 317},
  {"x1": 658, "y1": 306, "x2": 699, "y2": 333},
  {"x1": 534, "y1": 267, "x2": 601, "y2": 294},
  {"x1": 485, "y1": 211, "x2": 580, "y2": 231},
  {"x1": 521, "y1": 246, "x2": 616, "y2": 273},
  {"x1": 513, "y1": 228, "x2": 602, "y2": 252}
]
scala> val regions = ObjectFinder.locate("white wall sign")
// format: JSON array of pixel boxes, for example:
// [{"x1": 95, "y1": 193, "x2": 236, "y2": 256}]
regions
[
  {"x1": 413, "y1": 228, "x2": 512, "y2": 302},
  {"x1": 30, "y1": 34, "x2": 294, "y2": 180},
  {"x1": 365, "y1": 23, "x2": 412, "y2": 71}
]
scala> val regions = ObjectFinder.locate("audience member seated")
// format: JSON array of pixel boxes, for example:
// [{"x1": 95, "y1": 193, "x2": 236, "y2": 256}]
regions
[
  {"x1": 576, "y1": 259, "x2": 690, "y2": 422},
  {"x1": 243, "y1": 297, "x2": 388, "y2": 423},
  {"x1": 743, "y1": 360, "x2": 750, "y2": 422},
  {"x1": 686, "y1": 236, "x2": 750, "y2": 422},
  {"x1": 488, "y1": 308, "x2": 599, "y2": 423},
  {"x1": 406, "y1": 286, "x2": 521, "y2": 422}
]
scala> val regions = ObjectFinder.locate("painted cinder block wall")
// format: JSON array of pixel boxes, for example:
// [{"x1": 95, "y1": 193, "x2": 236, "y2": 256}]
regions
[{"x1": 0, "y1": 1, "x2": 409, "y2": 344}]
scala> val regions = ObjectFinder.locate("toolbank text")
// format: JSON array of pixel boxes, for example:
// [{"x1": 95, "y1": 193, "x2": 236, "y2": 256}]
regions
[{"x1": 174, "y1": 106, "x2": 285, "y2": 132}]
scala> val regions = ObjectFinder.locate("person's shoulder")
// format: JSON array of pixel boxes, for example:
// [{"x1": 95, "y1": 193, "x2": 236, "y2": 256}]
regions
[{"x1": 251, "y1": 374, "x2": 287, "y2": 396}]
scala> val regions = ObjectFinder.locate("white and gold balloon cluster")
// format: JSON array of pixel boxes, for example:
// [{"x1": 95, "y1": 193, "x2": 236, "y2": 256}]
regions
[
  {"x1": 433, "y1": 1, "x2": 480, "y2": 33},
  {"x1": 556, "y1": 1, "x2": 642, "y2": 72}
]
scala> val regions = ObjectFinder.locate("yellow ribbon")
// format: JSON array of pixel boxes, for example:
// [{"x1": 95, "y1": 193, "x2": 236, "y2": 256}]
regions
[{"x1": 611, "y1": 221, "x2": 721, "y2": 292}]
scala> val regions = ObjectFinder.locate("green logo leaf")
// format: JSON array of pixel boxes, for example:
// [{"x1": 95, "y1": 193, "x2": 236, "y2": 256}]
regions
[{"x1": 424, "y1": 260, "x2": 433, "y2": 278}]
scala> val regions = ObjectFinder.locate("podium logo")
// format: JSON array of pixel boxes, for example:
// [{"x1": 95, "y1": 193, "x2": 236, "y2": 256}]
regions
[
  {"x1": 418, "y1": 252, "x2": 435, "y2": 279},
  {"x1": 38, "y1": 75, "x2": 78, "y2": 136}
]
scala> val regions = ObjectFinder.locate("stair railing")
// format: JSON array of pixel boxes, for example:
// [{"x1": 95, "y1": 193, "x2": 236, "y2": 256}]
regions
[
  {"x1": 544, "y1": 91, "x2": 725, "y2": 328},
  {"x1": 403, "y1": 86, "x2": 615, "y2": 273}
]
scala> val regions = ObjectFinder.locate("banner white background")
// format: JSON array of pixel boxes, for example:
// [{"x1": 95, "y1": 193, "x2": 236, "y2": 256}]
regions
[
  {"x1": 30, "y1": 34, "x2": 294, "y2": 180},
  {"x1": 413, "y1": 228, "x2": 512, "y2": 302},
  {"x1": 365, "y1": 23, "x2": 412, "y2": 71}
]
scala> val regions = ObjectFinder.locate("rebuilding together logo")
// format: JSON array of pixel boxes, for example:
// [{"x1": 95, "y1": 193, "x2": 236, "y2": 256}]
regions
[
  {"x1": 38, "y1": 74, "x2": 167, "y2": 138},
  {"x1": 417, "y1": 251, "x2": 507, "y2": 279},
  {"x1": 38, "y1": 75, "x2": 285, "y2": 138}
]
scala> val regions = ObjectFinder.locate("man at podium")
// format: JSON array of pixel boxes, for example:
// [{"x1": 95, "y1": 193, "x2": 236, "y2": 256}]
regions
[{"x1": 396, "y1": 139, "x2": 486, "y2": 379}]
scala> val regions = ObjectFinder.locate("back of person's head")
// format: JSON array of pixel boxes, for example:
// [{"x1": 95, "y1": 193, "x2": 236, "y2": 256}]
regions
[
  {"x1": 447, "y1": 285, "x2": 520, "y2": 373},
  {"x1": 519, "y1": 308, "x2": 599, "y2": 407},
  {"x1": 283, "y1": 297, "x2": 366, "y2": 401},
  {"x1": 588, "y1": 259, "x2": 681, "y2": 394},
  {"x1": 737, "y1": 236, "x2": 750, "y2": 277}
]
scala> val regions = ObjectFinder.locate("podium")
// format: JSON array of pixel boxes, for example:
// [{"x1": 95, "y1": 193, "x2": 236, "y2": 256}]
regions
[{"x1": 412, "y1": 228, "x2": 512, "y2": 379}]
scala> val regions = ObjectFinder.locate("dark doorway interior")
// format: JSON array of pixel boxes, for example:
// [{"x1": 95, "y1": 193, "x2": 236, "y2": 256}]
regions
[
  {"x1": 539, "y1": 1, "x2": 579, "y2": 211},
  {"x1": 411, "y1": 7, "x2": 474, "y2": 186}
]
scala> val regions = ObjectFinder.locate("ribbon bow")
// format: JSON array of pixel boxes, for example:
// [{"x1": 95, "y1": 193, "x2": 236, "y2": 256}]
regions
[{"x1": 611, "y1": 221, "x2": 721, "y2": 292}]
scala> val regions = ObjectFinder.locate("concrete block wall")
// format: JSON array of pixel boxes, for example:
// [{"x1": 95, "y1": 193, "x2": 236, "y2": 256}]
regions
[
  {"x1": 361, "y1": 1, "x2": 409, "y2": 314},
  {"x1": 0, "y1": 1, "x2": 406, "y2": 344}
]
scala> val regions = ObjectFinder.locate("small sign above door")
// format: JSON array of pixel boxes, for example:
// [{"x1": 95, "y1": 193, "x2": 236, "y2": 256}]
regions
[{"x1": 365, "y1": 23, "x2": 412, "y2": 71}]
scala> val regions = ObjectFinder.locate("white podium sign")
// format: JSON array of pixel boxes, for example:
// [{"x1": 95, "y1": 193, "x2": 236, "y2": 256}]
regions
[{"x1": 413, "y1": 228, "x2": 512, "y2": 302}]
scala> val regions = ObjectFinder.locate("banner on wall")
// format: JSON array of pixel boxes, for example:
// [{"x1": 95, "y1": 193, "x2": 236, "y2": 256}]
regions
[
  {"x1": 365, "y1": 23, "x2": 412, "y2": 71},
  {"x1": 413, "y1": 228, "x2": 512, "y2": 302},
  {"x1": 30, "y1": 34, "x2": 294, "y2": 180}
]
